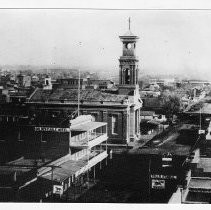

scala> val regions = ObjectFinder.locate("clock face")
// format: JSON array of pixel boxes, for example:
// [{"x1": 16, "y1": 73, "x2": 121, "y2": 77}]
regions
[{"x1": 127, "y1": 43, "x2": 132, "y2": 49}]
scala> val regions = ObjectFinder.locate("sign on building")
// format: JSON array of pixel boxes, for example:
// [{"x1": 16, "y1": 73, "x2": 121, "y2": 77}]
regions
[
  {"x1": 53, "y1": 185, "x2": 63, "y2": 195},
  {"x1": 162, "y1": 152, "x2": 173, "y2": 167},
  {"x1": 198, "y1": 130, "x2": 205, "y2": 134},
  {"x1": 151, "y1": 179, "x2": 165, "y2": 189},
  {"x1": 35, "y1": 127, "x2": 70, "y2": 132}
]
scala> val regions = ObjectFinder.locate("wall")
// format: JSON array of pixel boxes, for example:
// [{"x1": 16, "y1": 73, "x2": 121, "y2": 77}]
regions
[{"x1": 27, "y1": 103, "x2": 130, "y2": 144}]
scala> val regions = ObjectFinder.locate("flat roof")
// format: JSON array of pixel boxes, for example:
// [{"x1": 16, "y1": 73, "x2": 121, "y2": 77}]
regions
[
  {"x1": 0, "y1": 158, "x2": 50, "y2": 176},
  {"x1": 70, "y1": 121, "x2": 107, "y2": 131},
  {"x1": 189, "y1": 178, "x2": 211, "y2": 190},
  {"x1": 41, "y1": 152, "x2": 99, "y2": 182},
  {"x1": 198, "y1": 158, "x2": 211, "y2": 172}
]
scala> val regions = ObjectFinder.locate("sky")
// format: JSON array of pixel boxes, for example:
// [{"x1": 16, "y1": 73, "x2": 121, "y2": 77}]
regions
[{"x1": 0, "y1": 9, "x2": 211, "y2": 79}]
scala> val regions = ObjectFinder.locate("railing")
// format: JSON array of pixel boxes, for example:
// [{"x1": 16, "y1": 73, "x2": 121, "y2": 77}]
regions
[
  {"x1": 69, "y1": 149, "x2": 88, "y2": 161},
  {"x1": 75, "y1": 150, "x2": 108, "y2": 177},
  {"x1": 70, "y1": 132, "x2": 106, "y2": 147},
  {"x1": 87, "y1": 150, "x2": 108, "y2": 169}
]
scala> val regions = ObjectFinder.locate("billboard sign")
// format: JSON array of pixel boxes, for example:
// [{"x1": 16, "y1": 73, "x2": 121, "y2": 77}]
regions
[
  {"x1": 53, "y1": 185, "x2": 63, "y2": 195},
  {"x1": 198, "y1": 130, "x2": 205, "y2": 134},
  {"x1": 151, "y1": 179, "x2": 165, "y2": 189}
]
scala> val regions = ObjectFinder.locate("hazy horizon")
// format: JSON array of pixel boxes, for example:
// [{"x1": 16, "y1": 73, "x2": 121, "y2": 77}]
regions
[{"x1": 0, "y1": 9, "x2": 211, "y2": 80}]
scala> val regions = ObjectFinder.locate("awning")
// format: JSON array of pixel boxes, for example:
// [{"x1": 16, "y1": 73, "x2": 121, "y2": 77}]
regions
[
  {"x1": 70, "y1": 121, "x2": 107, "y2": 131},
  {"x1": 41, "y1": 159, "x2": 88, "y2": 182},
  {"x1": 40, "y1": 152, "x2": 102, "y2": 183}
]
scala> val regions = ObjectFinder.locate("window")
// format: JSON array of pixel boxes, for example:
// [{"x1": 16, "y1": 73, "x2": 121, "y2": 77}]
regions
[
  {"x1": 125, "y1": 69, "x2": 130, "y2": 84},
  {"x1": 112, "y1": 115, "x2": 118, "y2": 134},
  {"x1": 91, "y1": 113, "x2": 98, "y2": 121},
  {"x1": 18, "y1": 130, "x2": 24, "y2": 142}
]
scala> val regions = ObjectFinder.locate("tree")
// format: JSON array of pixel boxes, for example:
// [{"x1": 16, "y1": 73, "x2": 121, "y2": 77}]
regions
[{"x1": 162, "y1": 94, "x2": 181, "y2": 121}]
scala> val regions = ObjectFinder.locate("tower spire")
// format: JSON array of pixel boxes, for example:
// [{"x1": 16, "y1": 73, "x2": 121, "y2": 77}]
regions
[{"x1": 128, "y1": 17, "x2": 131, "y2": 30}]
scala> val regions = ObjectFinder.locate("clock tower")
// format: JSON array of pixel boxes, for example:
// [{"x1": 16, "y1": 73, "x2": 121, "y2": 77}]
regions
[{"x1": 118, "y1": 18, "x2": 139, "y2": 95}]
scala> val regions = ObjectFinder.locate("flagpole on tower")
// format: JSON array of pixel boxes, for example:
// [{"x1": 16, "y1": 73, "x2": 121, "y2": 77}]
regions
[{"x1": 78, "y1": 69, "x2": 80, "y2": 117}]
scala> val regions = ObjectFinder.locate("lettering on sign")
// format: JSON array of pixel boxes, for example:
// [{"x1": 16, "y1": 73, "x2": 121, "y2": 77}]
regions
[
  {"x1": 162, "y1": 157, "x2": 172, "y2": 162},
  {"x1": 151, "y1": 174, "x2": 177, "y2": 180},
  {"x1": 35, "y1": 127, "x2": 70, "y2": 132}
]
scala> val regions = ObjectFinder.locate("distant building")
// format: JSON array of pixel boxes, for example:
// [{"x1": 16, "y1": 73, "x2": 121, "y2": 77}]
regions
[
  {"x1": 140, "y1": 111, "x2": 155, "y2": 121},
  {"x1": 57, "y1": 78, "x2": 83, "y2": 89},
  {"x1": 83, "y1": 77, "x2": 115, "y2": 90},
  {"x1": 169, "y1": 120, "x2": 211, "y2": 204},
  {"x1": 149, "y1": 78, "x2": 177, "y2": 87},
  {"x1": 16, "y1": 74, "x2": 31, "y2": 87},
  {"x1": 43, "y1": 76, "x2": 52, "y2": 90}
]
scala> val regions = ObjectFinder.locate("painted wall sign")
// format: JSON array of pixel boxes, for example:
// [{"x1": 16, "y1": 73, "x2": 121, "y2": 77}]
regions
[{"x1": 35, "y1": 127, "x2": 70, "y2": 132}]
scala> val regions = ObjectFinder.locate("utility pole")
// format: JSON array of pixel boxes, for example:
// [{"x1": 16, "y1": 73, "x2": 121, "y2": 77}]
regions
[
  {"x1": 148, "y1": 157, "x2": 151, "y2": 203},
  {"x1": 200, "y1": 107, "x2": 202, "y2": 130}
]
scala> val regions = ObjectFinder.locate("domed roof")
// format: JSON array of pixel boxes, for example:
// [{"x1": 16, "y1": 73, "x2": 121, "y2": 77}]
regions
[
  {"x1": 119, "y1": 30, "x2": 139, "y2": 39},
  {"x1": 123, "y1": 30, "x2": 136, "y2": 37}
]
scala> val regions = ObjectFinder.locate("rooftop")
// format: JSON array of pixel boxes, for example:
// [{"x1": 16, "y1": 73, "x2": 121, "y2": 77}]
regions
[
  {"x1": 29, "y1": 88, "x2": 128, "y2": 103},
  {"x1": 188, "y1": 177, "x2": 211, "y2": 191},
  {"x1": 187, "y1": 102, "x2": 211, "y2": 114},
  {"x1": 185, "y1": 191, "x2": 211, "y2": 203},
  {"x1": 41, "y1": 151, "x2": 99, "y2": 183},
  {"x1": 197, "y1": 158, "x2": 211, "y2": 172},
  {"x1": 70, "y1": 121, "x2": 107, "y2": 131},
  {"x1": 140, "y1": 111, "x2": 155, "y2": 116}
]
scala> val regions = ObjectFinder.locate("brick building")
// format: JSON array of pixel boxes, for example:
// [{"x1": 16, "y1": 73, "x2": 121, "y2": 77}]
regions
[
  {"x1": 25, "y1": 22, "x2": 142, "y2": 145},
  {"x1": 0, "y1": 21, "x2": 142, "y2": 148}
]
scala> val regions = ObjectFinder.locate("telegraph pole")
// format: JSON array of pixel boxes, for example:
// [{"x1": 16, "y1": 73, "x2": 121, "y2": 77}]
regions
[{"x1": 148, "y1": 157, "x2": 151, "y2": 203}]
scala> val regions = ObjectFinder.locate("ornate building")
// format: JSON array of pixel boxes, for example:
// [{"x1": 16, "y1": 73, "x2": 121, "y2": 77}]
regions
[{"x1": 0, "y1": 20, "x2": 142, "y2": 159}]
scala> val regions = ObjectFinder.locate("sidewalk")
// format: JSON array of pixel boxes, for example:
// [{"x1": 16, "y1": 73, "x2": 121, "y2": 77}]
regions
[{"x1": 129, "y1": 125, "x2": 169, "y2": 149}]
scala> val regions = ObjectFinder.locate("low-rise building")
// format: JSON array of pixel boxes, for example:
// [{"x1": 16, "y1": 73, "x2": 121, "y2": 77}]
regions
[{"x1": 0, "y1": 115, "x2": 109, "y2": 202}]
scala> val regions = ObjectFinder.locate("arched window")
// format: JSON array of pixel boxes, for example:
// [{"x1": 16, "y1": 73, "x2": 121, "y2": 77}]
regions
[
  {"x1": 125, "y1": 69, "x2": 130, "y2": 84},
  {"x1": 112, "y1": 115, "x2": 118, "y2": 134}
]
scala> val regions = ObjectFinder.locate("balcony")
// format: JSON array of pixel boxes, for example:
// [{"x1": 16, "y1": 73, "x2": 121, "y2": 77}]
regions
[{"x1": 70, "y1": 132, "x2": 108, "y2": 148}]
